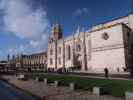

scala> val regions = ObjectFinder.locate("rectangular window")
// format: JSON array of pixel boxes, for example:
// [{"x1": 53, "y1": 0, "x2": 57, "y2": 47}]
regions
[
  {"x1": 50, "y1": 58, "x2": 53, "y2": 65},
  {"x1": 58, "y1": 57, "x2": 61, "y2": 65},
  {"x1": 68, "y1": 45, "x2": 71, "y2": 60},
  {"x1": 76, "y1": 44, "x2": 81, "y2": 52},
  {"x1": 58, "y1": 47, "x2": 61, "y2": 54},
  {"x1": 88, "y1": 40, "x2": 91, "y2": 60},
  {"x1": 131, "y1": 44, "x2": 133, "y2": 51},
  {"x1": 50, "y1": 49, "x2": 53, "y2": 55}
]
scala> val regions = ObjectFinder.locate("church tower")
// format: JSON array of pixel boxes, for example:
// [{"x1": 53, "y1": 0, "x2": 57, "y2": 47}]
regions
[
  {"x1": 51, "y1": 24, "x2": 63, "y2": 41},
  {"x1": 48, "y1": 24, "x2": 63, "y2": 71}
]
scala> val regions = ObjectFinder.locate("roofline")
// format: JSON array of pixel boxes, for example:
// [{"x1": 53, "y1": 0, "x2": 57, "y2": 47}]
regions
[
  {"x1": 21, "y1": 51, "x2": 47, "y2": 57},
  {"x1": 91, "y1": 12, "x2": 132, "y2": 28},
  {"x1": 64, "y1": 12, "x2": 132, "y2": 41},
  {"x1": 89, "y1": 23, "x2": 126, "y2": 33}
]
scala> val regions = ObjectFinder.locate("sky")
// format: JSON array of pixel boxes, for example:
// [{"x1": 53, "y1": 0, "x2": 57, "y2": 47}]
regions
[{"x1": 0, "y1": 0, "x2": 132, "y2": 60}]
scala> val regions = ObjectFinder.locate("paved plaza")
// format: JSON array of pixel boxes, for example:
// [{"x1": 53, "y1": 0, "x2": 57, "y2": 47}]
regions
[{"x1": 2, "y1": 75, "x2": 125, "y2": 100}]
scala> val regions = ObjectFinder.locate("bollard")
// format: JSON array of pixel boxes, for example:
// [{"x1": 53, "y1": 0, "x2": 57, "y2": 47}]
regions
[
  {"x1": 125, "y1": 91, "x2": 133, "y2": 100},
  {"x1": 44, "y1": 78, "x2": 48, "y2": 85},
  {"x1": 69, "y1": 83, "x2": 75, "y2": 91},
  {"x1": 93, "y1": 87, "x2": 105, "y2": 96},
  {"x1": 54, "y1": 80, "x2": 59, "y2": 87},
  {"x1": 35, "y1": 77, "x2": 39, "y2": 81}
]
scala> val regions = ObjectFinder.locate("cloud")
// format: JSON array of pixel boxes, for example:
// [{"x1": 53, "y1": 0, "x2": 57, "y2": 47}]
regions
[
  {"x1": 0, "y1": 0, "x2": 50, "y2": 54},
  {"x1": 7, "y1": 33, "x2": 49, "y2": 55},
  {"x1": 30, "y1": 34, "x2": 48, "y2": 48},
  {"x1": 1, "y1": 0, "x2": 50, "y2": 39},
  {"x1": 8, "y1": 48, "x2": 18, "y2": 55},
  {"x1": 72, "y1": 8, "x2": 89, "y2": 17}
]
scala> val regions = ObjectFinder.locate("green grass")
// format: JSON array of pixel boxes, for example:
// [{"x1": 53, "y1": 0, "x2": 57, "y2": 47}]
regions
[{"x1": 28, "y1": 73, "x2": 133, "y2": 97}]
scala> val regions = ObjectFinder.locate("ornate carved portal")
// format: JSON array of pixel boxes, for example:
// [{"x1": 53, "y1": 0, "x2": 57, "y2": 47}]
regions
[{"x1": 73, "y1": 53, "x2": 82, "y2": 70}]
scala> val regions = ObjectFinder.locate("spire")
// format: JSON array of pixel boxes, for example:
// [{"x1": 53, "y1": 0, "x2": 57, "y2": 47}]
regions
[
  {"x1": 51, "y1": 23, "x2": 63, "y2": 41},
  {"x1": 76, "y1": 25, "x2": 81, "y2": 43},
  {"x1": 72, "y1": 31, "x2": 75, "y2": 51},
  {"x1": 7, "y1": 54, "x2": 10, "y2": 61},
  {"x1": 72, "y1": 31, "x2": 75, "y2": 67},
  {"x1": 12, "y1": 55, "x2": 15, "y2": 60},
  {"x1": 76, "y1": 24, "x2": 80, "y2": 34},
  {"x1": 82, "y1": 30, "x2": 88, "y2": 71}
]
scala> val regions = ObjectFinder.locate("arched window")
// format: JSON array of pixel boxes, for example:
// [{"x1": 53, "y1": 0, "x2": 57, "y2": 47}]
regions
[
  {"x1": 50, "y1": 58, "x2": 53, "y2": 65},
  {"x1": 58, "y1": 57, "x2": 61, "y2": 65},
  {"x1": 58, "y1": 47, "x2": 61, "y2": 54},
  {"x1": 76, "y1": 44, "x2": 81, "y2": 52},
  {"x1": 68, "y1": 45, "x2": 71, "y2": 60},
  {"x1": 50, "y1": 49, "x2": 53, "y2": 55}
]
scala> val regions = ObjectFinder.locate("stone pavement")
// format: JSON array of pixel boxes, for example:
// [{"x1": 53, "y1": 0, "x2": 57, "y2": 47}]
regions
[{"x1": 5, "y1": 76, "x2": 125, "y2": 100}]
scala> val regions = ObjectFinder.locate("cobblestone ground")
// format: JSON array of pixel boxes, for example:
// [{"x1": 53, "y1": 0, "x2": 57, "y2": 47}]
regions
[{"x1": 3, "y1": 76, "x2": 125, "y2": 100}]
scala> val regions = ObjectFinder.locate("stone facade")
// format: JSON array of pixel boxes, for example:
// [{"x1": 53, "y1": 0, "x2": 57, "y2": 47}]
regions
[
  {"x1": 47, "y1": 14, "x2": 133, "y2": 73},
  {"x1": 8, "y1": 13, "x2": 133, "y2": 73},
  {"x1": 11, "y1": 52, "x2": 47, "y2": 72}
]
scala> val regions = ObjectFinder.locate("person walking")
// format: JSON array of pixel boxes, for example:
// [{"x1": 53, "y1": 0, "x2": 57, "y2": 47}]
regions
[{"x1": 104, "y1": 68, "x2": 109, "y2": 78}]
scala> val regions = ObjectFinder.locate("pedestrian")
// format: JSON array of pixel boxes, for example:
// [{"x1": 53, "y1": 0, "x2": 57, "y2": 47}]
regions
[
  {"x1": 104, "y1": 68, "x2": 109, "y2": 78},
  {"x1": 117, "y1": 67, "x2": 119, "y2": 72}
]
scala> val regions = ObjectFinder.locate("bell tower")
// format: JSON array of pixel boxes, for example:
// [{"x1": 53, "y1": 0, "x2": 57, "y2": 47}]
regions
[
  {"x1": 51, "y1": 24, "x2": 63, "y2": 41},
  {"x1": 48, "y1": 23, "x2": 63, "y2": 71}
]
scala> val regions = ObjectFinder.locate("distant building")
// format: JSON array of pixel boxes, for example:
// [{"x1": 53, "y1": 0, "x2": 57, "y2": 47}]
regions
[
  {"x1": 9, "y1": 52, "x2": 47, "y2": 72},
  {"x1": 0, "y1": 61, "x2": 8, "y2": 72},
  {"x1": 47, "y1": 13, "x2": 133, "y2": 73}
]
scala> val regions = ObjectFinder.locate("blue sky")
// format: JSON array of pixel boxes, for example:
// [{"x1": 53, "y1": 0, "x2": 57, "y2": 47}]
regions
[{"x1": 0, "y1": 0, "x2": 132, "y2": 60}]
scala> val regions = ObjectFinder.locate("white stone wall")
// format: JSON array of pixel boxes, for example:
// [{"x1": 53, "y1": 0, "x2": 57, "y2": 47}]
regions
[
  {"x1": 47, "y1": 13, "x2": 133, "y2": 73},
  {"x1": 64, "y1": 39, "x2": 73, "y2": 68},
  {"x1": 47, "y1": 42, "x2": 56, "y2": 68},
  {"x1": 91, "y1": 48, "x2": 125, "y2": 73},
  {"x1": 85, "y1": 33, "x2": 92, "y2": 71},
  {"x1": 57, "y1": 40, "x2": 64, "y2": 69},
  {"x1": 90, "y1": 24, "x2": 126, "y2": 73},
  {"x1": 128, "y1": 14, "x2": 133, "y2": 30},
  {"x1": 91, "y1": 24, "x2": 123, "y2": 49}
]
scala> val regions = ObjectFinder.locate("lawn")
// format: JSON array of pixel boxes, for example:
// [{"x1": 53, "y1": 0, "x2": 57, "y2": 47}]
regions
[{"x1": 28, "y1": 73, "x2": 133, "y2": 97}]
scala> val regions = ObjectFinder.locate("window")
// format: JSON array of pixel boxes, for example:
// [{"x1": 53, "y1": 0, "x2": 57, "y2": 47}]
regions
[
  {"x1": 68, "y1": 45, "x2": 71, "y2": 60},
  {"x1": 50, "y1": 58, "x2": 53, "y2": 65},
  {"x1": 76, "y1": 44, "x2": 81, "y2": 52},
  {"x1": 102, "y1": 32, "x2": 109, "y2": 40},
  {"x1": 58, "y1": 57, "x2": 61, "y2": 65},
  {"x1": 88, "y1": 40, "x2": 91, "y2": 60},
  {"x1": 131, "y1": 44, "x2": 133, "y2": 50},
  {"x1": 50, "y1": 49, "x2": 53, "y2": 55},
  {"x1": 58, "y1": 47, "x2": 61, "y2": 54},
  {"x1": 127, "y1": 32, "x2": 130, "y2": 38}
]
